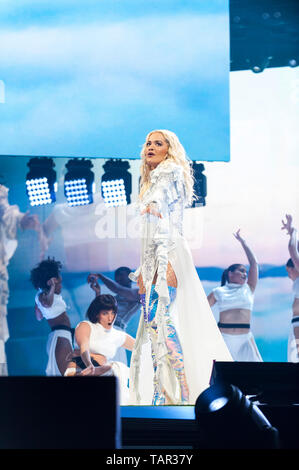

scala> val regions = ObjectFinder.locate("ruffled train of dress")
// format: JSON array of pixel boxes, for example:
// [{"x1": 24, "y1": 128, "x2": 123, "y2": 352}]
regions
[{"x1": 129, "y1": 235, "x2": 232, "y2": 405}]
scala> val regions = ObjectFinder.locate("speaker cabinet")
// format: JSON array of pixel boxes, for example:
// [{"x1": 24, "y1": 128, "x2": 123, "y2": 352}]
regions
[
  {"x1": 0, "y1": 376, "x2": 120, "y2": 449},
  {"x1": 210, "y1": 361, "x2": 299, "y2": 404}
]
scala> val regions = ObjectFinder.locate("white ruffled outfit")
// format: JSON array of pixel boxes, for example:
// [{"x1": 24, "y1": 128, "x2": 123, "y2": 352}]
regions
[
  {"x1": 0, "y1": 198, "x2": 23, "y2": 376},
  {"x1": 288, "y1": 278, "x2": 299, "y2": 363},
  {"x1": 129, "y1": 160, "x2": 232, "y2": 405}
]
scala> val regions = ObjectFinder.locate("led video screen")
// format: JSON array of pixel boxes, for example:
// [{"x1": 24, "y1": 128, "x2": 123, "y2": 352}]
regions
[{"x1": 0, "y1": 0, "x2": 230, "y2": 161}]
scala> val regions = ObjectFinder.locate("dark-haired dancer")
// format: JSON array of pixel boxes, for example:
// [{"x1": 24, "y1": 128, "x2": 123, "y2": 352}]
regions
[
  {"x1": 30, "y1": 258, "x2": 73, "y2": 375},
  {"x1": 87, "y1": 267, "x2": 141, "y2": 365},
  {"x1": 282, "y1": 214, "x2": 299, "y2": 362},
  {"x1": 207, "y1": 229, "x2": 262, "y2": 361},
  {"x1": 65, "y1": 289, "x2": 135, "y2": 405}
]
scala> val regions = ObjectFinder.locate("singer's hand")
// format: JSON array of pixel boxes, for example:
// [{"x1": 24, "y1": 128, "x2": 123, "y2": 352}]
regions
[{"x1": 141, "y1": 205, "x2": 162, "y2": 219}]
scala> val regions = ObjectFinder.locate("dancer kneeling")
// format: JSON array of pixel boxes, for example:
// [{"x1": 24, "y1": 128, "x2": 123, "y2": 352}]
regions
[{"x1": 65, "y1": 293, "x2": 135, "y2": 405}]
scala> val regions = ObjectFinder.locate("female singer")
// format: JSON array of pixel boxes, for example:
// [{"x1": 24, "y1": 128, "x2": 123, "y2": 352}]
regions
[{"x1": 129, "y1": 130, "x2": 232, "y2": 405}]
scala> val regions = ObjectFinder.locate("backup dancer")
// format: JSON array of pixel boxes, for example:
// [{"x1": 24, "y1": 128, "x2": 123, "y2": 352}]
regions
[
  {"x1": 87, "y1": 267, "x2": 141, "y2": 366},
  {"x1": 129, "y1": 129, "x2": 232, "y2": 406},
  {"x1": 207, "y1": 229, "x2": 262, "y2": 362},
  {"x1": 30, "y1": 258, "x2": 73, "y2": 376},
  {"x1": 65, "y1": 292, "x2": 135, "y2": 405},
  {"x1": 282, "y1": 214, "x2": 299, "y2": 362}
]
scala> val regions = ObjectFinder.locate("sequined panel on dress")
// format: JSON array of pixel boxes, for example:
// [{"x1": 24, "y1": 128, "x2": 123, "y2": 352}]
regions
[{"x1": 140, "y1": 285, "x2": 189, "y2": 405}]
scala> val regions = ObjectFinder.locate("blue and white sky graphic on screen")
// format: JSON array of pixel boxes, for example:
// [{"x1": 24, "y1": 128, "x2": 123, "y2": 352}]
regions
[{"x1": 0, "y1": 0, "x2": 230, "y2": 160}]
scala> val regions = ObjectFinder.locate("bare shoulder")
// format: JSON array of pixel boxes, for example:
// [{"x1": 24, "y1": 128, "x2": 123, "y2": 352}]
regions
[{"x1": 76, "y1": 321, "x2": 91, "y2": 334}]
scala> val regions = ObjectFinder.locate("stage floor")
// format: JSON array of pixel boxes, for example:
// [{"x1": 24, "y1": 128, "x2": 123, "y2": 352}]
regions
[
  {"x1": 120, "y1": 404, "x2": 299, "y2": 449},
  {"x1": 121, "y1": 405, "x2": 195, "y2": 420},
  {"x1": 120, "y1": 406, "x2": 198, "y2": 448}
]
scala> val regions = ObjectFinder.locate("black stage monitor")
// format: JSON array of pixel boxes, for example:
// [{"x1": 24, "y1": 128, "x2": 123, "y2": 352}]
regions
[
  {"x1": 0, "y1": 376, "x2": 121, "y2": 449},
  {"x1": 210, "y1": 361, "x2": 299, "y2": 404}
]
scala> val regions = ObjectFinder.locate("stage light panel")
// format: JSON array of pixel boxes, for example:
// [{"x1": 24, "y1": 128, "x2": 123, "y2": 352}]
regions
[
  {"x1": 101, "y1": 160, "x2": 132, "y2": 207},
  {"x1": 26, "y1": 158, "x2": 57, "y2": 206},
  {"x1": 64, "y1": 159, "x2": 94, "y2": 207}
]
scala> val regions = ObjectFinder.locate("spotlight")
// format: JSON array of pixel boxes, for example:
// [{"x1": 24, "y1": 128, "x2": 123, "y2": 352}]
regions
[
  {"x1": 194, "y1": 383, "x2": 280, "y2": 449},
  {"x1": 26, "y1": 158, "x2": 57, "y2": 206},
  {"x1": 64, "y1": 159, "x2": 95, "y2": 207},
  {"x1": 252, "y1": 65, "x2": 263, "y2": 73},
  {"x1": 251, "y1": 56, "x2": 273, "y2": 73},
  {"x1": 192, "y1": 162, "x2": 207, "y2": 208},
  {"x1": 289, "y1": 59, "x2": 297, "y2": 68},
  {"x1": 101, "y1": 160, "x2": 132, "y2": 207}
]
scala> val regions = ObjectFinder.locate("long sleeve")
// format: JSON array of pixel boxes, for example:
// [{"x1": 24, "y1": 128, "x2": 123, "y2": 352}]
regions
[
  {"x1": 142, "y1": 161, "x2": 186, "y2": 216},
  {"x1": 141, "y1": 161, "x2": 186, "y2": 305}
]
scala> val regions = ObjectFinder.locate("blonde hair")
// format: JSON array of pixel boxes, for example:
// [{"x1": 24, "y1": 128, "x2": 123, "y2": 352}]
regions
[{"x1": 139, "y1": 129, "x2": 195, "y2": 206}]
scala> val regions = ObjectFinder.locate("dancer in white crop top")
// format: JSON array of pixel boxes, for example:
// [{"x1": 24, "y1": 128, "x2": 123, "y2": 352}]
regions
[
  {"x1": 212, "y1": 283, "x2": 254, "y2": 312},
  {"x1": 65, "y1": 291, "x2": 135, "y2": 405},
  {"x1": 35, "y1": 289, "x2": 67, "y2": 320},
  {"x1": 31, "y1": 258, "x2": 73, "y2": 376},
  {"x1": 282, "y1": 214, "x2": 299, "y2": 362},
  {"x1": 207, "y1": 229, "x2": 262, "y2": 362}
]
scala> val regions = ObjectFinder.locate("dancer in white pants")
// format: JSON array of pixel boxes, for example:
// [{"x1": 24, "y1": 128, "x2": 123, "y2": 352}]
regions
[
  {"x1": 207, "y1": 229, "x2": 262, "y2": 362},
  {"x1": 31, "y1": 257, "x2": 73, "y2": 376}
]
